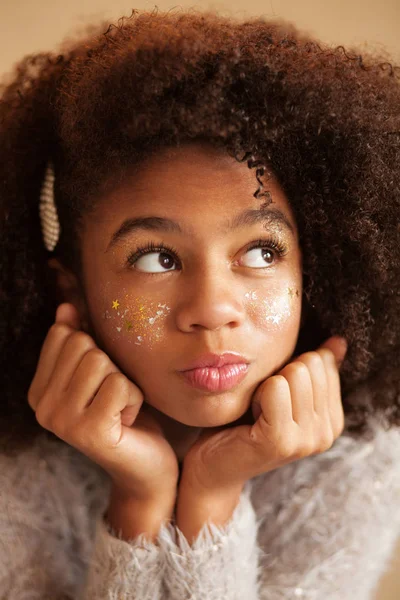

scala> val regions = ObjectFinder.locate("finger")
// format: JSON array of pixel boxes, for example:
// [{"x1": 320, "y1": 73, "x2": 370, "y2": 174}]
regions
[
  {"x1": 34, "y1": 344, "x2": 108, "y2": 433},
  {"x1": 47, "y1": 332, "x2": 97, "y2": 397},
  {"x1": 277, "y1": 360, "x2": 314, "y2": 425},
  {"x1": 292, "y1": 351, "x2": 329, "y2": 418},
  {"x1": 254, "y1": 375, "x2": 293, "y2": 426},
  {"x1": 55, "y1": 303, "x2": 81, "y2": 331},
  {"x1": 319, "y1": 336, "x2": 347, "y2": 368},
  {"x1": 86, "y1": 373, "x2": 144, "y2": 443},
  {"x1": 28, "y1": 304, "x2": 82, "y2": 410},
  {"x1": 318, "y1": 348, "x2": 345, "y2": 438},
  {"x1": 66, "y1": 348, "x2": 119, "y2": 412},
  {"x1": 28, "y1": 322, "x2": 76, "y2": 410}
]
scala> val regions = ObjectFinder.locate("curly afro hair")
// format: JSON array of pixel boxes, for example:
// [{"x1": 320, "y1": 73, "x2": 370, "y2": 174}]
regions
[{"x1": 1, "y1": 8, "x2": 399, "y2": 454}]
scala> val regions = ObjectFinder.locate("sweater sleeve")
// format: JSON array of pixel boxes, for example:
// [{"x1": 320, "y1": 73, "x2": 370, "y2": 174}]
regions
[
  {"x1": 249, "y1": 414, "x2": 400, "y2": 600},
  {"x1": 0, "y1": 512, "x2": 165, "y2": 600},
  {"x1": 0, "y1": 437, "x2": 166, "y2": 600},
  {"x1": 155, "y1": 414, "x2": 400, "y2": 600},
  {"x1": 158, "y1": 481, "x2": 262, "y2": 600},
  {"x1": 80, "y1": 516, "x2": 165, "y2": 599}
]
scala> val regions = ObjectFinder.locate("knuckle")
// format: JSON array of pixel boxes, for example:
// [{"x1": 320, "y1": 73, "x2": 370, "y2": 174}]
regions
[
  {"x1": 84, "y1": 348, "x2": 110, "y2": 370},
  {"x1": 267, "y1": 374, "x2": 289, "y2": 392},
  {"x1": 103, "y1": 372, "x2": 128, "y2": 392},
  {"x1": 69, "y1": 330, "x2": 95, "y2": 351},
  {"x1": 283, "y1": 361, "x2": 309, "y2": 379},
  {"x1": 48, "y1": 413, "x2": 65, "y2": 436},
  {"x1": 48, "y1": 322, "x2": 71, "y2": 340},
  {"x1": 318, "y1": 348, "x2": 336, "y2": 365},
  {"x1": 299, "y1": 351, "x2": 324, "y2": 370},
  {"x1": 318, "y1": 429, "x2": 335, "y2": 451},
  {"x1": 49, "y1": 406, "x2": 73, "y2": 438},
  {"x1": 296, "y1": 445, "x2": 313, "y2": 459},
  {"x1": 308, "y1": 351, "x2": 325, "y2": 368},
  {"x1": 35, "y1": 403, "x2": 50, "y2": 429},
  {"x1": 256, "y1": 375, "x2": 288, "y2": 405},
  {"x1": 332, "y1": 414, "x2": 345, "y2": 438},
  {"x1": 273, "y1": 433, "x2": 298, "y2": 458},
  {"x1": 293, "y1": 361, "x2": 310, "y2": 377},
  {"x1": 294, "y1": 436, "x2": 314, "y2": 458}
]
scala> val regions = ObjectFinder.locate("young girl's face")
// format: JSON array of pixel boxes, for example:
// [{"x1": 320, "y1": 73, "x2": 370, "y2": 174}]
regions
[{"x1": 79, "y1": 142, "x2": 302, "y2": 427}]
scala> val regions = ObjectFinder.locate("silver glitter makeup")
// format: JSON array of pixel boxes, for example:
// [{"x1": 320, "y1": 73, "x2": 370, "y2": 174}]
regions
[
  {"x1": 244, "y1": 285, "x2": 299, "y2": 329},
  {"x1": 103, "y1": 297, "x2": 171, "y2": 347}
]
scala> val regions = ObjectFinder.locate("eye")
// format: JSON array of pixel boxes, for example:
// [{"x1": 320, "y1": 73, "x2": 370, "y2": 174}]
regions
[
  {"x1": 242, "y1": 247, "x2": 274, "y2": 268},
  {"x1": 127, "y1": 236, "x2": 288, "y2": 273},
  {"x1": 135, "y1": 252, "x2": 176, "y2": 273},
  {"x1": 239, "y1": 237, "x2": 287, "y2": 269},
  {"x1": 127, "y1": 242, "x2": 179, "y2": 273}
]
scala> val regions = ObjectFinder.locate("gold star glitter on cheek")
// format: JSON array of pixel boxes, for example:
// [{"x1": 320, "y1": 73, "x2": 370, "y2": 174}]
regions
[
  {"x1": 125, "y1": 320, "x2": 133, "y2": 331},
  {"x1": 112, "y1": 300, "x2": 120, "y2": 310}
]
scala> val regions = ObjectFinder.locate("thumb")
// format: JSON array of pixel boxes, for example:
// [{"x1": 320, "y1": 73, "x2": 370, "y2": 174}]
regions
[
  {"x1": 320, "y1": 335, "x2": 348, "y2": 367},
  {"x1": 55, "y1": 302, "x2": 81, "y2": 331}
]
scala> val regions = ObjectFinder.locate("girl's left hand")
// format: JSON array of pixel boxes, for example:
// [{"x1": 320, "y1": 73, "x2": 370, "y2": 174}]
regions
[{"x1": 179, "y1": 336, "x2": 348, "y2": 495}]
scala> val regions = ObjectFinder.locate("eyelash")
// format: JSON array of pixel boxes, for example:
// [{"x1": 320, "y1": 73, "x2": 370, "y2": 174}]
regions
[{"x1": 127, "y1": 236, "x2": 288, "y2": 271}]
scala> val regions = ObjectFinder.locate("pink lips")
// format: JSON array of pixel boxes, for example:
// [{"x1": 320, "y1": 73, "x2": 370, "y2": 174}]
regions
[{"x1": 179, "y1": 353, "x2": 250, "y2": 392}]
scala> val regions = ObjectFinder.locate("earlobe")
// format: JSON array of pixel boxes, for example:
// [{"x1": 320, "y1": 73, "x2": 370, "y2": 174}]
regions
[{"x1": 47, "y1": 258, "x2": 90, "y2": 332}]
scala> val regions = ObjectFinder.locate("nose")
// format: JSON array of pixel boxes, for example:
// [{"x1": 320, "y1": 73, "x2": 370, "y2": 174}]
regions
[{"x1": 175, "y1": 267, "x2": 245, "y2": 332}]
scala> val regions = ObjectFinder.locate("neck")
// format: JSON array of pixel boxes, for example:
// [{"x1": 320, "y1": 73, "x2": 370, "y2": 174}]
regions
[
  {"x1": 143, "y1": 403, "x2": 255, "y2": 463},
  {"x1": 144, "y1": 404, "x2": 203, "y2": 462}
]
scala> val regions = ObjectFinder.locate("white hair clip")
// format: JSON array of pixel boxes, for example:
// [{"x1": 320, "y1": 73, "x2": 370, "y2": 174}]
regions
[{"x1": 39, "y1": 161, "x2": 60, "y2": 252}]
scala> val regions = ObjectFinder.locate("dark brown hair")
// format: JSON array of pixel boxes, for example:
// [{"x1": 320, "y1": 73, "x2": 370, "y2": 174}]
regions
[{"x1": 1, "y1": 8, "x2": 399, "y2": 453}]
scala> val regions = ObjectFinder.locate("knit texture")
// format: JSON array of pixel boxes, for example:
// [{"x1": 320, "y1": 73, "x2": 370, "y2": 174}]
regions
[
  {"x1": 1, "y1": 410, "x2": 399, "y2": 599},
  {"x1": 159, "y1": 482, "x2": 261, "y2": 599}
]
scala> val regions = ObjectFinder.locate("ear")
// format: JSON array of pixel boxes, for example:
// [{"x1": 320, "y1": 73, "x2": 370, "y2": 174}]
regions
[{"x1": 47, "y1": 258, "x2": 90, "y2": 332}]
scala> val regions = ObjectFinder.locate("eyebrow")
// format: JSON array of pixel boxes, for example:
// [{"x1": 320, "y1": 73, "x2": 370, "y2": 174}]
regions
[{"x1": 107, "y1": 206, "x2": 295, "y2": 252}]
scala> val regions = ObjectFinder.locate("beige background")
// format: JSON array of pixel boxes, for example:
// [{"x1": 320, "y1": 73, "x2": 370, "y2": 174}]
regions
[{"x1": 1, "y1": 1, "x2": 399, "y2": 598}]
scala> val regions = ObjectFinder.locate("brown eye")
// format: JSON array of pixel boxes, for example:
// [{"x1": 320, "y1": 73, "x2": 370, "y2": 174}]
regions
[
  {"x1": 159, "y1": 252, "x2": 175, "y2": 269},
  {"x1": 241, "y1": 247, "x2": 276, "y2": 268},
  {"x1": 134, "y1": 251, "x2": 177, "y2": 273}
]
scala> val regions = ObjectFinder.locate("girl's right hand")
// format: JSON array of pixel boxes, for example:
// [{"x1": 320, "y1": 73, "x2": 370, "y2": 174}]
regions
[{"x1": 28, "y1": 302, "x2": 179, "y2": 502}]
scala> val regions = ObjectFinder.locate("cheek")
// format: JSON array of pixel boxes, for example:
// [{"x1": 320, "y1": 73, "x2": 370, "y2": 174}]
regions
[
  {"x1": 244, "y1": 283, "x2": 301, "y2": 334},
  {"x1": 100, "y1": 292, "x2": 171, "y2": 350}
]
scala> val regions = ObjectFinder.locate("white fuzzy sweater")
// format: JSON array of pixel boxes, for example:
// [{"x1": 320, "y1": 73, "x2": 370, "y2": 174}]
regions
[{"x1": 1, "y1": 406, "x2": 399, "y2": 599}]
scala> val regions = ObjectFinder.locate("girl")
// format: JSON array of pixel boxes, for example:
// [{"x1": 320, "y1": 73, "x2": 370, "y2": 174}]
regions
[{"x1": 1, "y1": 8, "x2": 399, "y2": 600}]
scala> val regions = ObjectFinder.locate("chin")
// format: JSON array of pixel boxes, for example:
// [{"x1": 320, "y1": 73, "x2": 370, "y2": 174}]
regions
[{"x1": 167, "y1": 393, "x2": 252, "y2": 428}]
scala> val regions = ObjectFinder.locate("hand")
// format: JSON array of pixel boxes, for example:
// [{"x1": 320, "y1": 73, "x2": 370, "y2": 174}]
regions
[
  {"x1": 28, "y1": 302, "x2": 179, "y2": 502},
  {"x1": 179, "y1": 336, "x2": 348, "y2": 495}
]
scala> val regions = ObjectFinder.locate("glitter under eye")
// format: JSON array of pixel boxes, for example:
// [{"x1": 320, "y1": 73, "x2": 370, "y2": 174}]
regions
[
  {"x1": 103, "y1": 296, "x2": 171, "y2": 347},
  {"x1": 244, "y1": 285, "x2": 300, "y2": 328}
]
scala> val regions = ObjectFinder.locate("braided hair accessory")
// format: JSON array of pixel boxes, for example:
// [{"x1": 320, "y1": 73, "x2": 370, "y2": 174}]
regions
[{"x1": 39, "y1": 162, "x2": 60, "y2": 252}]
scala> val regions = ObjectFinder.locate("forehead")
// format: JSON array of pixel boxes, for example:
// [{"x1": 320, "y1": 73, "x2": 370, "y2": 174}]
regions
[{"x1": 93, "y1": 141, "x2": 296, "y2": 233}]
